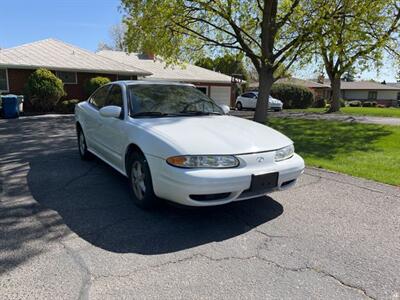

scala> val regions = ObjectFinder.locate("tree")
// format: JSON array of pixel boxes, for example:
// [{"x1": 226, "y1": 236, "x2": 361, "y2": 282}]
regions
[
  {"x1": 195, "y1": 57, "x2": 215, "y2": 71},
  {"x1": 97, "y1": 41, "x2": 113, "y2": 51},
  {"x1": 97, "y1": 23, "x2": 127, "y2": 51},
  {"x1": 342, "y1": 67, "x2": 357, "y2": 82},
  {"x1": 121, "y1": 0, "x2": 318, "y2": 123},
  {"x1": 310, "y1": 0, "x2": 400, "y2": 112},
  {"x1": 195, "y1": 53, "x2": 249, "y2": 80},
  {"x1": 25, "y1": 69, "x2": 66, "y2": 112}
]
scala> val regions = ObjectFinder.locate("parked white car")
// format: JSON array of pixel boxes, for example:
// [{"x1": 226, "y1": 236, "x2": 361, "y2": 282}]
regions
[
  {"x1": 75, "y1": 81, "x2": 304, "y2": 208},
  {"x1": 236, "y1": 91, "x2": 283, "y2": 111}
]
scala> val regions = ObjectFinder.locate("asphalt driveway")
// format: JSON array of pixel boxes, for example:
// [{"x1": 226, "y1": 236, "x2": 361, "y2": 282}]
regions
[{"x1": 1, "y1": 115, "x2": 399, "y2": 299}]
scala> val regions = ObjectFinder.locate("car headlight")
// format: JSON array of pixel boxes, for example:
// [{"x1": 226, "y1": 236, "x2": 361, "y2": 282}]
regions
[
  {"x1": 167, "y1": 155, "x2": 239, "y2": 168},
  {"x1": 274, "y1": 144, "x2": 295, "y2": 162}
]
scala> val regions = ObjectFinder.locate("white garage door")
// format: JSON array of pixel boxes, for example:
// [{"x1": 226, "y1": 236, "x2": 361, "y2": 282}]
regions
[{"x1": 210, "y1": 86, "x2": 231, "y2": 106}]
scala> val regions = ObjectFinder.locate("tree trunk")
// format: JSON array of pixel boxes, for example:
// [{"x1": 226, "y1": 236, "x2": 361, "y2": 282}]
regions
[
  {"x1": 327, "y1": 76, "x2": 341, "y2": 113},
  {"x1": 254, "y1": 66, "x2": 273, "y2": 123}
]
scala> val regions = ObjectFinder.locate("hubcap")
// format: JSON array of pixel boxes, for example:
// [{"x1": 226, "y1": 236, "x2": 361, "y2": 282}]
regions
[
  {"x1": 79, "y1": 133, "x2": 86, "y2": 155},
  {"x1": 131, "y1": 161, "x2": 146, "y2": 200}
]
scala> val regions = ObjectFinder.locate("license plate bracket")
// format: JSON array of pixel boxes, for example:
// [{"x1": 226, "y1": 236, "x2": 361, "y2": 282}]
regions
[{"x1": 249, "y1": 172, "x2": 279, "y2": 193}]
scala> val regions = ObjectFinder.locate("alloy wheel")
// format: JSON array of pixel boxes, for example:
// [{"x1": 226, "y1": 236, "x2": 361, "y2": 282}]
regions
[{"x1": 131, "y1": 161, "x2": 146, "y2": 200}]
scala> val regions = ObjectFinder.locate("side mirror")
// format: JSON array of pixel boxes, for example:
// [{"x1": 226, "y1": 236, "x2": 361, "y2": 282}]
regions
[
  {"x1": 220, "y1": 105, "x2": 230, "y2": 114},
  {"x1": 99, "y1": 105, "x2": 122, "y2": 118}
]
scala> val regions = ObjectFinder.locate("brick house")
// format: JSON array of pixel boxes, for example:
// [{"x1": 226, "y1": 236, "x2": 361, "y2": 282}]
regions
[{"x1": 0, "y1": 39, "x2": 151, "y2": 100}]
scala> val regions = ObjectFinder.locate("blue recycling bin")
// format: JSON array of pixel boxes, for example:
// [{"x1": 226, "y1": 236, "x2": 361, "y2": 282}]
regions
[{"x1": 1, "y1": 95, "x2": 19, "y2": 119}]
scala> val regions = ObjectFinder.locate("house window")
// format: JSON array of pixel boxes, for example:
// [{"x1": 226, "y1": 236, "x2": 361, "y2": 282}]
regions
[
  {"x1": 0, "y1": 68, "x2": 9, "y2": 92},
  {"x1": 368, "y1": 91, "x2": 377, "y2": 100},
  {"x1": 397, "y1": 92, "x2": 400, "y2": 100},
  {"x1": 56, "y1": 71, "x2": 77, "y2": 84},
  {"x1": 196, "y1": 86, "x2": 208, "y2": 95}
]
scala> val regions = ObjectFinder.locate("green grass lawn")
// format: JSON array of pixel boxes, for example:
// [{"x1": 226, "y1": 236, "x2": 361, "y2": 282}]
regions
[
  {"x1": 268, "y1": 118, "x2": 400, "y2": 186},
  {"x1": 287, "y1": 107, "x2": 400, "y2": 118}
]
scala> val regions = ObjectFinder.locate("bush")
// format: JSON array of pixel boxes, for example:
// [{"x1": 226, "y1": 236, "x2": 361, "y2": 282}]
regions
[
  {"x1": 339, "y1": 98, "x2": 346, "y2": 107},
  {"x1": 55, "y1": 99, "x2": 80, "y2": 114},
  {"x1": 84, "y1": 77, "x2": 111, "y2": 97},
  {"x1": 270, "y1": 83, "x2": 314, "y2": 109},
  {"x1": 25, "y1": 68, "x2": 66, "y2": 112},
  {"x1": 312, "y1": 98, "x2": 326, "y2": 108},
  {"x1": 349, "y1": 101, "x2": 362, "y2": 107},
  {"x1": 362, "y1": 101, "x2": 377, "y2": 107}
]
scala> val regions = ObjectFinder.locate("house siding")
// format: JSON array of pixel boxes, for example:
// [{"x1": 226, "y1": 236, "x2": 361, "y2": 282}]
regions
[{"x1": 5, "y1": 68, "x2": 137, "y2": 101}]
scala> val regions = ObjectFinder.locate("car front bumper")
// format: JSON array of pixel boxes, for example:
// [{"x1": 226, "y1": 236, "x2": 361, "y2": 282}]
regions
[{"x1": 146, "y1": 152, "x2": 305, "y2": 206}]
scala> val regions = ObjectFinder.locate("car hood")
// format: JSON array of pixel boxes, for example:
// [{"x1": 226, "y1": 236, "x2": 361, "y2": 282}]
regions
[{"x1": 134, "y1": 115, "x2": 293, "y2": 155}]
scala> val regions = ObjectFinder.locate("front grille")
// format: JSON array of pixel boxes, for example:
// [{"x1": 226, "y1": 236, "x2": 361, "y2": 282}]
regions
[{"x1": 189, "y1": 193, "x2": 231, "y2": 201}]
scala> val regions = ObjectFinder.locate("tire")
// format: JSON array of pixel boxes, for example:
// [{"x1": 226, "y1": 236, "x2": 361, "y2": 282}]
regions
[
  {"x1": 127, "y1": 151, "x2": 159, "y2": 209},
  {"x1": 273, "y1": 108, "x2": 282, "y2": 112},
  {"x1": 236, "y1": 102, "x2": 243, "y2": 110},
  {"x1": 77, "y1": 127, "x2": 93, "y2": 161}
]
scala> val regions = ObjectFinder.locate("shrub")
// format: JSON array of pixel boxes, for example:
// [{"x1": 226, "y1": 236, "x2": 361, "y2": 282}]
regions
[
  {"x1": 270, "y1": 83, "x2": 314, "y2": 109},
  {"x1": 84, "y1": 77, "x2": 111, "y2": 97},
  {"x1": 339, "y1": 98, "x2": 346, "y2": 107},
  {"x1": 349, "y1": 101, "x2": 362, "y2": 107},
  {"x1": 362, "y1": 101, "x2": 377, "y2": 107},
  {"x1": 55, "y1": 99, "x2": 80, "y2": 114},
  {"x1": 312, "y1": 98, "x2": 326, "y2": 108},
  {"x1": 25, "y1": 68, "x2": 66, "y2": 112}
]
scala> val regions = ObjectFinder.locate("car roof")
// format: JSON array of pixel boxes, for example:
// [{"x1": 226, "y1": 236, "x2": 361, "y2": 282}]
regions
[{"x1": 112, "y1": 80, "x2": 196, "y2": 88}]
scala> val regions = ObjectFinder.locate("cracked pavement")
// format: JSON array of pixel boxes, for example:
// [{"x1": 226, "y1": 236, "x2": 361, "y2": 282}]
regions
[{"x1": 1, "y1": 115, "x2": 399, "y2": 300}]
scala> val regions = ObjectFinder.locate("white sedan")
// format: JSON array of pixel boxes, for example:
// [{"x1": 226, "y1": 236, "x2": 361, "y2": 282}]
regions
[
  {"x1": 235, "y1": 91, "x2": 283, "y2": 111},
  {"x1": 75, "y1": 81, "x2": 304, "y2": 208}
]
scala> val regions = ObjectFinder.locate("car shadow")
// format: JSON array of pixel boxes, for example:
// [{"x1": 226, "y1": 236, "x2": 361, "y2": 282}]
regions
[{"x1": 27, "y1": 150, "x2": 283, "y2": 255}]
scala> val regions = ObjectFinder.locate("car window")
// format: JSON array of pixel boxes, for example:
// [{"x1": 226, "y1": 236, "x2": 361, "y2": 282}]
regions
[
  {"x1": 107, "y1": 85, "x2": 123, "y2": 107},
  {"x1": 128, "y1": 84, "x2": 223, "y2": 116},
  {"x1": 89, "y1": 85, "x2": 110, "y2": 109},
  {"x1": 242, "y1": 93, "x2": 256, "y2": 98}
]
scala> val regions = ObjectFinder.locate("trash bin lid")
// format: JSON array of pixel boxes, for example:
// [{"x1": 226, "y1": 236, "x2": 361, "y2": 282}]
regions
[{"x1": 1, "y1": 94, "x2": 18, "y2": 100}]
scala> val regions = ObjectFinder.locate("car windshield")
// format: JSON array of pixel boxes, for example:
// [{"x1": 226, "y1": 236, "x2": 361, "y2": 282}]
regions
[{"x1": 128, "y1": 84, "x2": 224, "y2": 117}]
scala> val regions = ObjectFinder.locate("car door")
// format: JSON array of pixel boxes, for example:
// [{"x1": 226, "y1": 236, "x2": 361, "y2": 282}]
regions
[
  {"x1": 96, "y1": 84, "x2": 127, "y2": 170},
  {"x1": 248, "y1": 92, "x2": 258, "y2": 109},
  {"x1": 85, "y1": 85, "x2": 111, "y2": 153},
  {"x1": 239, "y1": 93, "x2": 251, "y2": 108}
]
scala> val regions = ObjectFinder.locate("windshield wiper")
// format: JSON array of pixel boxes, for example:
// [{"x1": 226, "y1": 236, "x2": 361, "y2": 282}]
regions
[
  {"x1": 178, "y1": 111, "x2": 222, "y2": 116},
  {"x1": 131, "y1": 111, "x2": 172, "y2": 118}
]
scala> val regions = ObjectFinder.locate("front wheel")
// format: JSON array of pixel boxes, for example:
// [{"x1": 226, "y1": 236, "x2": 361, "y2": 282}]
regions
[
  {"x1": 236, "y1": 102, "x2": 243, "y2": 110},
  {"x1": 77, "y1": 128, "x2": 93, "y2": 160},
  {"x1": 128, "y1": 151, "x2": 159, "y2": 209}
]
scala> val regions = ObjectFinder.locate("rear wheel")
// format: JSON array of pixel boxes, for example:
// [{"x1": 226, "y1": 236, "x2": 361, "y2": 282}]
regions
[
  {"x1": 236, "y1": 102, "x2": 243, "y2": 110},
  {"x1": 128, "y1": 151, "x2": 159, "y2": 209},
  {"x1": 77, "y1": 127, "x2": 92, "y2": 160}
]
